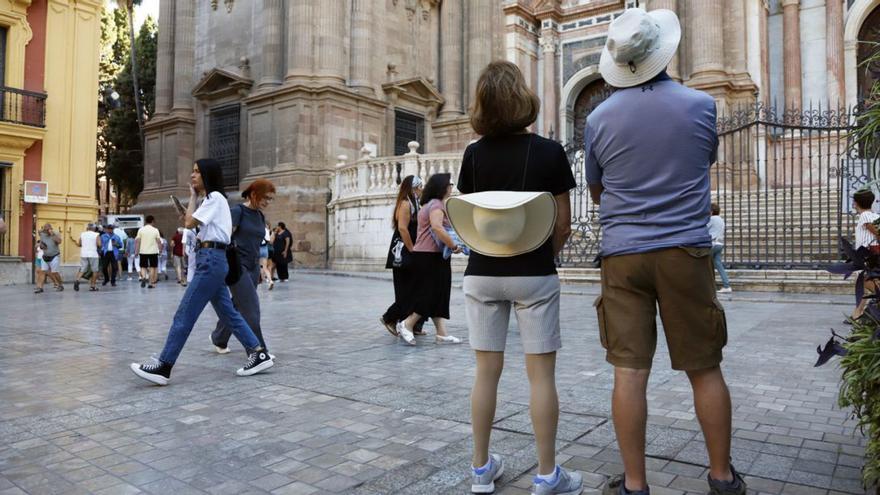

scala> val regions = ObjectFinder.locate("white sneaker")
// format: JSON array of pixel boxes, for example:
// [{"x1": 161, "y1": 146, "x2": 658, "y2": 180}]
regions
[
  {"x1": 436, "y1": 335, "x2": 462, "y2": 344},
  {"x1": 210, "y1": 335, "x2": 230, "y2": 354},
  {"x1": 717, "y1": 287, "x2": 733, "y2": 293},
  {"x1": 396, "y1": 321, "x2": 416, "y2": 345}
]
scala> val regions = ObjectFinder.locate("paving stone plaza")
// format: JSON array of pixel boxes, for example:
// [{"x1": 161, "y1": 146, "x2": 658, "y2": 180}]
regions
[{"x1": 0, "y1": 273, "x2": 869, "y2": 494}]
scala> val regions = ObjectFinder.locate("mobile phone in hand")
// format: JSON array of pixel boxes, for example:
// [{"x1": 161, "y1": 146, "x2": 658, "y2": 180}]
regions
[{"x1": 170, "y1": 195, "x2": 185, "y2": 215}]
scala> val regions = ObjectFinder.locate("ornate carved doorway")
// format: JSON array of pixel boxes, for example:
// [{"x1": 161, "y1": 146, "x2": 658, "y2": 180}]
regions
[
  {"x1": 857, "y1": 7, "x2": 880, "y2": 101},
  {"x1": 572, "y1": 78, "x2": 612, "y2": 144}
]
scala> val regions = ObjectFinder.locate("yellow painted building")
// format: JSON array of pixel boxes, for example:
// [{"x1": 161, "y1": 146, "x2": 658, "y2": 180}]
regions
[{"x1": 0, "y1": 0, "x2": 101, "y2": 279}]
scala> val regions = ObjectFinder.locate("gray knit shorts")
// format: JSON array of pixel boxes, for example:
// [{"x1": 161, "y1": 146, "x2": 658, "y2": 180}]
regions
[{"x1": 462, "y1": 275, "x2": 562, "y2": 354}]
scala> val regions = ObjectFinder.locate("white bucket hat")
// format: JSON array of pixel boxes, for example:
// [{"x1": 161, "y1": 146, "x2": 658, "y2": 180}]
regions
[
  {"x1": 599, "y1": 8, "x2": 681, "y2": 88},
  {"x1": 446, "y1": 191, "x2": 557, "y2": 258}
]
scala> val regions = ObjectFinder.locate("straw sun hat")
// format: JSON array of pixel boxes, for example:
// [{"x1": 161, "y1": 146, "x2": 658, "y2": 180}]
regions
[{"x1": 446, "y1": 191, "x2": 557, "y2": 258}]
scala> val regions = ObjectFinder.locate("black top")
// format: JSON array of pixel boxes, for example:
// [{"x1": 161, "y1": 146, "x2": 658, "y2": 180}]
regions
[
  {"x1": 457, "y1": 133, "x2": 576, "y2": 277},
  {"x1": 231, "y1": 204, "x2": 265, "y2": 267},
  {"x1": 273, "y1": 229, "x2": 291, "y2": 254},
  {"x1": 385, "y1": 197, "x2": 419, "y2": 269}
]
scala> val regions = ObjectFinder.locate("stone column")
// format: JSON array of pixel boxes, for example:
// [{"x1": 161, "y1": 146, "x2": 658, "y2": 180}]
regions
[
  {"x1": 171, "y1": 0, "x2": 194, "y2": 114},
  {"x1": 826, "y1": 0, "x2": 845, "y2": 106},
  {"x1": 467, "y1": 0, "x2": 493, "y2": 105},
  {"x1": 540, "y1": 34, "x2": 558, "y2": 139},
  {"x1": 782, "y1": 0, "x2": 802, "y2": 109},
  {"x1": 286, "y1": 0, "x2": 314, "y2": 83},
  {"x1": 259, "y1": 0, "x2": 283, "y2": 88},
  {"x1": 687, "y1": 0, "x2": 724, "y2": 80},
  {"x1": 439, "y1": 0, "x2": 463, "y2": 117},
  {"x1": 646, "y1": 0, "x2": 679, "y2": 80},
  {"x1": 154, "y1": 0, "x2": 175, "y2": 115},
  {"x1": 350, "y1": 0, "x2": 373, "y2": 93},
  {"x1": 724, "y1": 0, "x2": 748, "y2": 76},
  {"x1": 760, "y1": 0, "x2": 771, "y2": 106},
  {"x1": 315, "y1": 0, "x2": 346, "y2": 85}
]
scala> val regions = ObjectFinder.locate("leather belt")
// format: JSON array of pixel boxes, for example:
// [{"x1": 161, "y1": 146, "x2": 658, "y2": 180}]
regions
[{"x1": 199, "y1": 241, "x2": 228, "y2": 250}]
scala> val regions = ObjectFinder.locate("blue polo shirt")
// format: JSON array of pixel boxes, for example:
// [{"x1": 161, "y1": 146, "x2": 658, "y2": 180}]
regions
[{"x1": 584, "y1": 72, "x2": 717, "y2": 257}]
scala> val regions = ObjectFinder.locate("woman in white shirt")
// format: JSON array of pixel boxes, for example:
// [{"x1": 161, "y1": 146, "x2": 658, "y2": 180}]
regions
[{"x1": 130, "y1": 158, "x2": 273, "y2": 385}]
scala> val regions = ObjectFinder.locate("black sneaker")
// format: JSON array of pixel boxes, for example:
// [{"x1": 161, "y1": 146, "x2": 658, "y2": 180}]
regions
[
  {"x1": 236, "y1": 350, "x2": 274, "y2": 376},
  {"x1": 140, "y1": 279, "x2": 146, "y2": 288},
  {"x1": 148, "y1": 285, "x2": 155, "y2": 289},
  {"x1": 130, "y1": 361, "x2": 172, "y2": 385},
  {"x1": 111, "y1": 282, "x2": 116, "y2": 287},
  {"x1": 708, "y1": 464, "x2": 747, "y2": 495},
  {"x1": 102, "y1": 280, "x2": 109, "y2": 286},
  {"x1": 603, "y1": 474, "x2": 650, "y2": 495},
  {"x1": 73, "y1": 280, "x2": 80, "y2": 291},
  {"x1": 34, "y1": 288, "x2": 43, "y2": 294}
]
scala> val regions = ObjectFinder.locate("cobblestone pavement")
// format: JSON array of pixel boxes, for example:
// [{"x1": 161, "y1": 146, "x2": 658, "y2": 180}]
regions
[{"x1": 0, "y1": 273, "x2": 868, "y2": 495}]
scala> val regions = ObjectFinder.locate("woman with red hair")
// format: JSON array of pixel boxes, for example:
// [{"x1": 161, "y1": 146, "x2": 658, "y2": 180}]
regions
[{"x1": 210, "y1": 178, "x2": 277, "y2": 356}]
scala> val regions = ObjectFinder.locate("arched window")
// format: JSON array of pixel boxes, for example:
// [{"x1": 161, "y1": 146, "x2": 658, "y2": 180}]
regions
[{"x1": 857, "y1": 7, "x2": 880, "y2": 102}]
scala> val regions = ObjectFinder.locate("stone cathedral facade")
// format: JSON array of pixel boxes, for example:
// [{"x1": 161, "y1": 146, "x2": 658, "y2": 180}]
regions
[{"x1": 137, "y1": 0, "x2": 880, "y2": 268}]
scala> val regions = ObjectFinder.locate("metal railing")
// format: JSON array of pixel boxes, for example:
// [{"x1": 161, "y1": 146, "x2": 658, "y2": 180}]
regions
[
  {"x1": 558, "y1": 103, "x2": 868, "y2": 269},
  {"x1": 713, "y1": 103, "x2": 861, "y2": 268},
  {"x1": 0, "y1": 86, "x2": 47, "y2": 127}
]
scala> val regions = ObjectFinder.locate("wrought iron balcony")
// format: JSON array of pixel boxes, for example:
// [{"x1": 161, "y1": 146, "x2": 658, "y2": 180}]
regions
[{"x1": 0, "y1": 86, "x2": 47, "y2": 128}]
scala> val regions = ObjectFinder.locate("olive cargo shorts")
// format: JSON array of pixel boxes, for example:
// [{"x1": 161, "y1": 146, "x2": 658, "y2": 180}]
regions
[{"x1": 594, "y1": 247, "x2": 728, "y2": 370}]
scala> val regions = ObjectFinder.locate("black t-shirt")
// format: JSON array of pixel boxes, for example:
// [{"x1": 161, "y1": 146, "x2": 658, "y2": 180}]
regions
[
  {"x1": 457, "y1": 133, "x2": 576, "y2": 277},
  {"x1": 232, "y1": 204, "x2": 265, "y2": 267},
  {"x1": 273, "y1": 229, "x2": 291, "y2": 254}
]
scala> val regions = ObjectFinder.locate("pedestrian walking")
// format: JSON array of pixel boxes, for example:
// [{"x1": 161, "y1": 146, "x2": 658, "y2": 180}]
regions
[
  {"x1": 851, "y1": 189, "x2": 879, "y2": 320},
  {"x1": 35, "y1": 223, "x2": 63, "y2": 293},
  {"x1": 210, "y1": 179, "x2": 276, "y2": 355},
  {"x1": 130, "y1": 158, "x2": 273, "y2": 385},
  {"x1": 395, "y1": 173, "x2": 462, "y2": 345},
  {"x1": 380, "y1": 175, "x2": 424, "y2": 335},
  {"x1": 272, "y1": 222, "x2": 292, "y2": 282},
  {"x1": 708, "y1": 204, "x2": 732, "y2": 293},
  {"x1": 114, "y1": 225, "x2": 128, "y2": 276},
  {"x1": 448, "y1": 60, "x2": 582, "y2": 495},
  {"x1": 69, "y1": 223, "x2": 101, "y2": 292},
  {"x1": 259, "y1": 222, "x2": 274, "y2": 290},
  {"x1": 171, "y1": 227, "x2": 186, "y2": 284},
  {"x1": 125, "y1": 231, "x2": 139, "y2": 280},
  {"x1": 585, "y1": 9, "x2": 745, "y2": 495},
  {"x1": 135, "y1": 215, "x2": 161, "y2": 288},
  {"x1": 158, "y1": 231, "x2": 170, "y2": 281},
  {"x1": 182, "y1": 224, "x2": 197, "y2": 285},
  {"x1": 99, "y1": 224, "x2": 122, "y2": 287}
]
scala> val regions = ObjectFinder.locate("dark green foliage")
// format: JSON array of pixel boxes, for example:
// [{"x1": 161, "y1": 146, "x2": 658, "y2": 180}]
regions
[{"x1": 97, "y1": 5, "x2": 156, "y2": 207}]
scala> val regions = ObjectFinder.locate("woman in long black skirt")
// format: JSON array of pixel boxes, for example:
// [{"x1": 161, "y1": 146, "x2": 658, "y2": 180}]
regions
[
  {"x1": 380, "y1": 175, "x2": 423, "y2": 335},
  {"x1": 396, "y1": 173, "x2": 463, "y2": 345}
]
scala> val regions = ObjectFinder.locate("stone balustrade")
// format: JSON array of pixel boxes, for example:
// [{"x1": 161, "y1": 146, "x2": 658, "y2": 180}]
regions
[
  {"x1": 328, "y1": 141, "x2": 465, "y2": 270},
  {"x1": 331, "y1": 141, "x2": 464, "y2": 204}
]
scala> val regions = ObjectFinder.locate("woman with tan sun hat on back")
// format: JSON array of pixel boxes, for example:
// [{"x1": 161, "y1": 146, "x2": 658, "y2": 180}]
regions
[{"x1": 447, "y1": 60, "x2": 582, "y2": 495}]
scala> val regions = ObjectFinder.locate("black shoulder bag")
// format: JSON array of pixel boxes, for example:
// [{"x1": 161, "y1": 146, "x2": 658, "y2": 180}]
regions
[{"x1": 225, "y1": 204, "x2": 243, "y2": 286}]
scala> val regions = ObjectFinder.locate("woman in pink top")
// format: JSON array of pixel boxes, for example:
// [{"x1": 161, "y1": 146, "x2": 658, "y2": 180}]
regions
[{"x1": 396, "y1": 173, "x2": 463, "y2": 345}]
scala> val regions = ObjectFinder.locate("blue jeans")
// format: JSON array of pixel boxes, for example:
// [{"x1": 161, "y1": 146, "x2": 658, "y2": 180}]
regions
[
  {"x1": 711, "y1": 244, "x2": 730, "y2": 288},
  {"x1": 159, "y1": 248, "x2": 261, "y2": 365}
]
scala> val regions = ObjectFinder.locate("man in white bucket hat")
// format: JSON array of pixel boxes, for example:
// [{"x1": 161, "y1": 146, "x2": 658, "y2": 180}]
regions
[{"x1": 586, "y1": 8, "x2": 746, "y2": 495}]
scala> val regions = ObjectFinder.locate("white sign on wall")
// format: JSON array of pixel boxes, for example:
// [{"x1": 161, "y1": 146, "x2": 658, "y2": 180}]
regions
[{"x1": 23, "y1": 181, "x2": 48, "y2": 204}]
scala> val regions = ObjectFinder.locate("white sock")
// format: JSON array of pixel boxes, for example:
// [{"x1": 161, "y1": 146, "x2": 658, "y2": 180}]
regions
[
  {"x1": 473, "y1": 458, "x2": 491, "y2": 472},
  {"x1": 536, "y1": 466, "x2": 558, "y2": 482}
]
